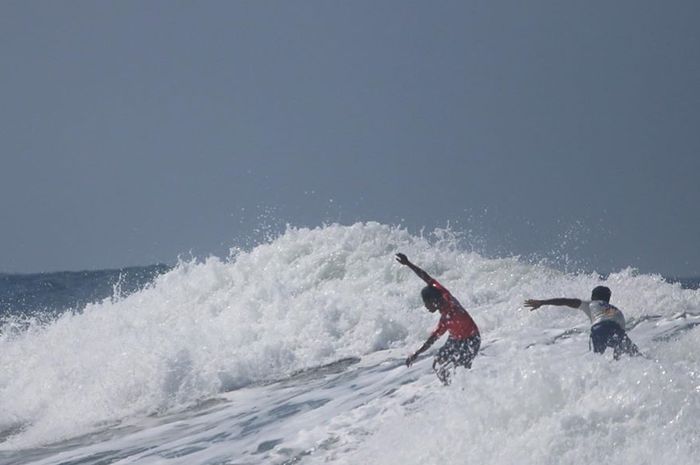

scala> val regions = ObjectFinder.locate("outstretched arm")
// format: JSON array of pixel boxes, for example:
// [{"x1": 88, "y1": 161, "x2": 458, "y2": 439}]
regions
[
  {"x1": 396, "y1": 253, "x2": 434, "y2": 285},
  {"x1": 524, "y1": 298, "x2": 582, "y2": 311},
  {"x1": 406, "y1": 334, "x2": 439, "y2": 367}
]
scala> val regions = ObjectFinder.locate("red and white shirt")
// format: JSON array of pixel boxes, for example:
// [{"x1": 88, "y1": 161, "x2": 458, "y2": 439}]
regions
[{"x1": 428, "y1": 279, "x2": 479, "y2": 340}]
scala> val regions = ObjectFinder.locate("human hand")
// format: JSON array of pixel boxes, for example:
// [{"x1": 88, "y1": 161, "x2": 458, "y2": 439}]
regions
[
  {"x1": 524, "y1": 299, "x2": 543, "y2": 311},
  {"x1": 395, "y1": 253, "x2": 410, "y2": 265},
  {"x1": 405, "y1": 353, "x2": 418, "y2": 367}
]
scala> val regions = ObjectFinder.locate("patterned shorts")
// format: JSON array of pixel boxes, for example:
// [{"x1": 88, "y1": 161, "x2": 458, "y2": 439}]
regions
[{"x1": 435, "y1": 334, "x2": 481, "y2": 368}]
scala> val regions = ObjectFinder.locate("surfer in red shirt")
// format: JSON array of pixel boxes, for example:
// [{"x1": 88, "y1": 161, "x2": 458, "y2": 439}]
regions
[{"x1": 396, "y1": 253, "x2": 480, "y2": 384}]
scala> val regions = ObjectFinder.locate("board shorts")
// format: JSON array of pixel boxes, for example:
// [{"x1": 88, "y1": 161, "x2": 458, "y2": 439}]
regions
[
  {"x1": 590, "y1": 321, "x2": 639, "y2": 360},
  {"x1": 433, "y1": 334, "x2": 480, "y2": 385},
  {"x1": 435, "y1": 334, "x2": 481, "y2": 369}
]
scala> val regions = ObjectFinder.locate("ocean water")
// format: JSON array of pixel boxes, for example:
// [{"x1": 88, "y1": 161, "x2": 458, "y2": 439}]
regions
[
  {"x1": 0, "y1": 265, "x2": 170, "y2": 318},
  {"x1": 0, "y1": 223, "x2": 698, "y2": 465}
]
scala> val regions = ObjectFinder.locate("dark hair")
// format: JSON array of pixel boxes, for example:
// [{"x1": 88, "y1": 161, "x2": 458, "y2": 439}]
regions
[
  {"x1": 421, "y1": 285, "x2": 442, "y2": 304},
  {"x1": 591, "y1": 286, "x2": 611, "y2": 302}
]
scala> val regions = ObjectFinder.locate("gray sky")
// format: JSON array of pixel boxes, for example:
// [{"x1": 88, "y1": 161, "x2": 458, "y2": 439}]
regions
[{"x1": 1, "y1": 1, "x2": 699, "y2": 276}]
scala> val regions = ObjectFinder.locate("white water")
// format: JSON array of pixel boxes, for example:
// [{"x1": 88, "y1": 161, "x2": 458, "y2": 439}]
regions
[{"x1": 1, "y1": 222, "x2": 698, "y2": 464}]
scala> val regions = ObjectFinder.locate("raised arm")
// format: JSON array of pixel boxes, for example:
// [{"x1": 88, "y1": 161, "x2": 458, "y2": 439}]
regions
[
  {"x1": 395, "y1": 253, "x2": 434, "y2": 285},
  {"x1": 524, "y1": 298, "x2": 582, "y2": 311}
]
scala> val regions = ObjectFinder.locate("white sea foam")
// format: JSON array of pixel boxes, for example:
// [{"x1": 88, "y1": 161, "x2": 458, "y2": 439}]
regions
[
  {"x1": 0, "y1": 222, "x2": 698, "y2": 465},
  {"x1": 0, "y1": 223, "x2": 447, "y2": 447}
]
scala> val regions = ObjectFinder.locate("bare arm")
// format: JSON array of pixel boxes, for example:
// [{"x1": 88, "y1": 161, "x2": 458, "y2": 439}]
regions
[
  {"x1": 395, "y1": 253, "x2": 434, "y2": 285},
  {"x1": 406, "y1": 334, "x2": 440, "y2": 367},
  {"x1": 524, "y1": 298, "x2": 582, "y2": 311}
]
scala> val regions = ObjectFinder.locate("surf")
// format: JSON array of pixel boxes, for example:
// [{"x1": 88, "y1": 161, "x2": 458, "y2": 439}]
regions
[{"x1": 0, "y1": 222, "x2": 698, "y2": 464}]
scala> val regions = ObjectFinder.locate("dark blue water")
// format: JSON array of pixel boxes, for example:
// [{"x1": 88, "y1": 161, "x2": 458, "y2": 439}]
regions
[
  {"x1": 669, "y1": 277, "x2": 700, "y2": 290},
  {"x1": 0, "y1": 264, "x2": 170, "y2": 318}
]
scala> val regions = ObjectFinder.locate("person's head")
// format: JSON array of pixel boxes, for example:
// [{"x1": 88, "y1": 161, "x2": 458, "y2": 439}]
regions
[
  {"x1": 421, "y1": 286, "x2": 443, "y2": 312},
  {"x1": 591, "y1": 286, "x2": 612, "y2": 302}
]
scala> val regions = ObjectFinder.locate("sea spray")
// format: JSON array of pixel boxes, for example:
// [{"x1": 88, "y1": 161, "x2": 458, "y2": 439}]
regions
[
  {"x1": 0, "y1": 223, "x2": 450, "y2": 446},
  {"x1": 0, "y1": 222, "x2": 698, "y2": 459}
]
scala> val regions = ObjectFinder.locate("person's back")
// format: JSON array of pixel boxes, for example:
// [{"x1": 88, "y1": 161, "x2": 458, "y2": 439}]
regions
[
  {"x1": 429, "y1": 279, "x2": 479, "y2": 341},
  {"x1": 579, "y1": 299, "x2": 625, "y2": 327}
]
